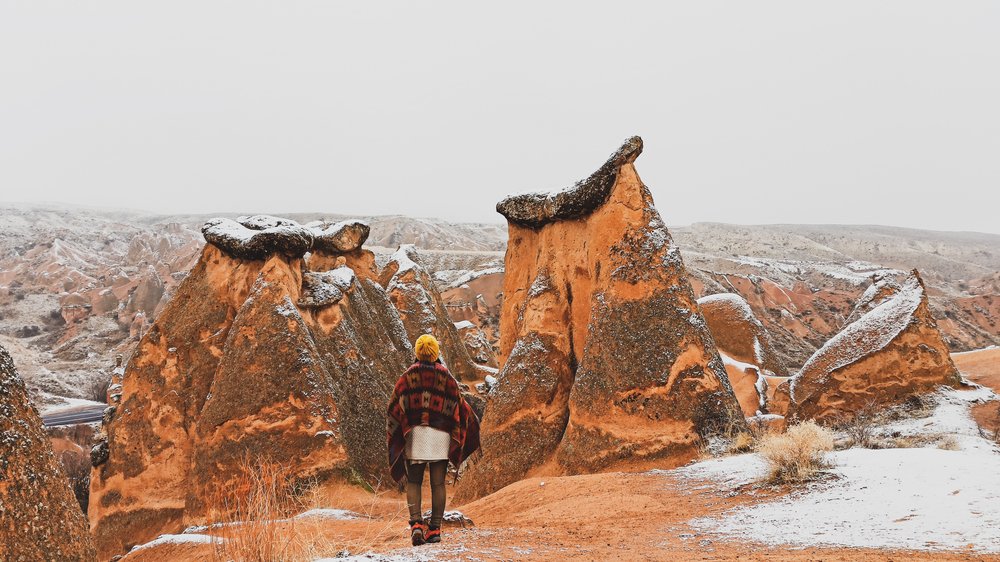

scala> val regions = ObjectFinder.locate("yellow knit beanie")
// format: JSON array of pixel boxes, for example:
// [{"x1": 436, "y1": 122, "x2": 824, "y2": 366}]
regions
[{"x1": 414, "y1": 334, "x2": 440, "y2": 362}]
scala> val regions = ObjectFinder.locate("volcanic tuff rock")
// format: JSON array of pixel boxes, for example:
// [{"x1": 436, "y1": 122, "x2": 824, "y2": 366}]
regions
[
  {"x1": 0, "y1": 344, "x2": 96, "y2": 561},
  {"x1": 789, "y1": 270, "x2": 962, "y2": 423},
  {"x1": 89, "y1": 216, "x2": 412, "y2": 559},
  {"x1": 380, "y1": 245, "x2": 478, "y2": 381},
  {"x1": 455, "y1": 137, "x2": 744, "y2": 501},
  {"x1": 698, "y1": 293, "x2": 788, "y2": 416}
]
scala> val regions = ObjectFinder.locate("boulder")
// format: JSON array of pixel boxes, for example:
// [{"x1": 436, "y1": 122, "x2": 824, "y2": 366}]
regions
[
  {"x1": 88, "y1": 217, "x2": 412, "y2": 559},
  {"x1": 455, "y1": 137, "x2": 744, "y2": 501},
  {"x1": 789, "y1": 270, "x2": 962, "y2": 423},
  {"x1": 0, "y1": 344, "x2": 97, "y2": 561},
  {"x1": 697, "y1": 292, "x2": 788, "y2": 416}
]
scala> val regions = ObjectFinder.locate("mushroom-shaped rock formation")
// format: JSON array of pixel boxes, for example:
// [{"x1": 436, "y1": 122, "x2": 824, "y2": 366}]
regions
[
  {"x1": 380, "y1": 245, "x2": 479, "y2": 381},
  {"x1": 789, "y1": 270, "x2": 961, "y2": 423},
  {"x1": 697, "y1": 293, "x2": 789, "y2": 416},
  {"x1": 455, "y1": 137, "x2": 744, "y2": 501},
  {"x1": 306, "y1": 219, "x2": 379, "y2": 280},
  {"x1": 89, "y1": 218, "x2": 412, "y2": 559},
  {"x1": 0, "y1": 344, "x2": 97, "y2": 562},
  {"x1": 201, "y1": 215, "x2": 314, "y2": 260}
]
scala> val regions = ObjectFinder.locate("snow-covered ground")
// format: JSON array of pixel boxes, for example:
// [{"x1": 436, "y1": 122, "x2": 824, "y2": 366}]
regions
[{"x1": 677, "y1": 385, "x2": 1000, "y2": 553}]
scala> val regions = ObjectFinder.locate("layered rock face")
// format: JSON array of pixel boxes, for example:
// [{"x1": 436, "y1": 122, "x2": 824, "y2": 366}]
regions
[
  {"x1": 789, "y1": 271, "x2": 962, "y2": 423},
  {"x1": 0, "y1": 344, "x2": 96, "y2": 561},
  {"x1": 456, "y1": 137, "x2": 744, "y2": 501},
  {"x1": 89, "y1": 216, "x2": 412, "y2": 559},
  {"x1": 380, "y1": 245, "x2": 478, "y2": 381},
  {"x1": 697, "y1": 293, "x2": 788, "y2": 416}
]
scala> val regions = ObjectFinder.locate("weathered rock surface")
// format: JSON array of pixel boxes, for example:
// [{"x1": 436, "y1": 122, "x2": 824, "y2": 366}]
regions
[
  {"x1": 698, "y1": 293, "x2": 788, "y2": 416},
  {"x1": 380, "y1": 245, "x2": 478, "y2": 381},
  {"x1": 89, "y1": 217, "x2": 412, "y2": 559},
  {"x1": 312, "y1": 219, "x2": 370, "y2": 253},
  {"x1": 0, "y1": 344, "x2": 97, "y2": 561},
  {"x1": 456, "y1": 137, "x2": 744, "y2": 501},
  {"x1": 789, "y1": 270, "x2": 962, "y2": 423},
  {"x1": 201, "y1": 215, "x2": 315, "y2": 260}
]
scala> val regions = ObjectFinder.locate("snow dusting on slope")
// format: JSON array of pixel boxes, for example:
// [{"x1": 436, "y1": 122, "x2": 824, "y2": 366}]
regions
[
  {"x1": 130, "y1": 533, "x2": 218, "y2": 552},
  {"x1": 791, "y1": 274, "x2": 924, "y2": 399},
  {"x1": 677, "y1": 386, "x2": 1000, "y2": 553}
]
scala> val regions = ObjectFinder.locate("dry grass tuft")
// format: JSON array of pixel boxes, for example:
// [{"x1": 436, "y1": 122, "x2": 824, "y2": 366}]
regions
[
  {"x1": 208, "y1": 458, "x2": 306, "y2": 562},
  {"x1": 758, "y1": 421, "x2": 834, "y2": 484}
]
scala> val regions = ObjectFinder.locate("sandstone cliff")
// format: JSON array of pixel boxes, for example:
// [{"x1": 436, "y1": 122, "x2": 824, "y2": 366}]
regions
[
  {"x1": 0, "y1": 344, "x2": 96, "y2": 561},
  {"x1": 697, "y1": 293, "x2": 788, "y2": 417},
  {"x1": 88, "y1": 216, "x2": 412, "y2": 559},
  {"x1": 789, "y1": 270, "x2": 962, "y2": 423},
  {"x1": 455, "y1": 137, "x2": 744, "y2": 501}
]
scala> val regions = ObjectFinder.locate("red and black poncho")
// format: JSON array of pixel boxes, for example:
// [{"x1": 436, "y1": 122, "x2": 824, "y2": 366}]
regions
[{"x1": 386, "y1": 360, "x2": 481, "y2": 482}]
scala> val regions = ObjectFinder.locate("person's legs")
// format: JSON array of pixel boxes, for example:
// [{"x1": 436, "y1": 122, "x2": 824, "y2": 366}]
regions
[
  {"x1": 428, "y1": 460, "x2": 448, "y2": 532},
  {"x1": 405, "y1": 461, "x2": 426, "y2": 522}
]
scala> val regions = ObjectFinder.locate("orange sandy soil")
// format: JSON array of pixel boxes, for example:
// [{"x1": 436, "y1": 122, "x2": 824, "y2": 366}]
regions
[
  {"x1": 954, "y1": 348, "x2": 1000, "y2": 435},
  {"x1": 121, "y1": 470, "x2": 995, "y2": 561}
]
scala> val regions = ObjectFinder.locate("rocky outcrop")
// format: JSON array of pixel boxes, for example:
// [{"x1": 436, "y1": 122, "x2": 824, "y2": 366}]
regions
[
  {"x1": 89, "y1": 216, "x2": 412, "y2": 559},
  {"x1": 697, "y1": 293, "x2": 788, "y2": 416},
  {"x1": 0, "y1": 344, "x2": 96, "y2": 561},
  {"x1": 455, "y1": 137, "x2": 744, "y2": 501},
  {"x1": 455, "y1": 320, "x2": 499, "y2": 368},
  {"x1": 380, "y1": 245, "x2": 478, "y2": 381},
  {"x1": 789, "y1": 270, "x2": 962, "y2": 423}
]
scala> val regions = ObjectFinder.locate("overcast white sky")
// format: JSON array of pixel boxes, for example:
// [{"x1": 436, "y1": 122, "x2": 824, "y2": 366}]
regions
[{"x1": 1, "y1": 2, "x2": 998, "y2": 233}]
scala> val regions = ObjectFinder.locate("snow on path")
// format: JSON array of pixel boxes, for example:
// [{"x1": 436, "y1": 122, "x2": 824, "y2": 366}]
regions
[
  {"x1": 678, "y1": 386, "x2": 1000, "y2": 553},
  {"x1": 130, "y1": 533, "x2": 218, "y2": 552}
]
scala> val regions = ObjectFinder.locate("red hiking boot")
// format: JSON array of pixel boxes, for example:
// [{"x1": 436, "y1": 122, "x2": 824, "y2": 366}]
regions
[
  {"x1": 410, "y1": 520, "x2": 428, "y2": 546},
  {"x1": 425, "y1": 525, "x2": 442, "y2": 544}
]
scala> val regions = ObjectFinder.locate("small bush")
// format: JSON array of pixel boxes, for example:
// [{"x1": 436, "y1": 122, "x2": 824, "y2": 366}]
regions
[
  {"x1": 209, "y1": 458, "x2": 305, "y2": 562},
  {"x1": 758, "y1": 421, "x2": 834, "y2": 484},
  {"x1": 834, "y1": 399, "x2": 881, "y2": 449}
]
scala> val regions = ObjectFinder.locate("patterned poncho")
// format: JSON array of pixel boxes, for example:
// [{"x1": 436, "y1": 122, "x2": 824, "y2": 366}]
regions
[{"x1": 386, "y1": 360, "x2": 481, "y2": 482}]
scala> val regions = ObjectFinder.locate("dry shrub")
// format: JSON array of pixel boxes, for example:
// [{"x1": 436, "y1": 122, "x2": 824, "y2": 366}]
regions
[
  {"x1": 208, "y1": 458, "x2": 306, "y2": 562},
  {"x1": 937, "y1": 435, "x2": 961, "y2": 451},
  {"x1": 833, "y1": 399, "x2": 881, "y2": 449},
  {"x1": 758, "y1": 421, "x2": 834, "y2": 484}
]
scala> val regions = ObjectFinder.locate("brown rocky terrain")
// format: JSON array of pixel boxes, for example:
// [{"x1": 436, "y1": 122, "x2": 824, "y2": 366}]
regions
[
  {"x1": 3, "y1": 204, "x2": 997, "y2": 414},
  {"x1": 88, "y1": 216, "x2": 413, "y2": 559},
  {"x1": 0, "y1": 343, "x2": 96, "y2": 561},
  {"x1": 789, "y1": 270, "x2": 962, "y2": 422},
  {"x1": 455, "y1": 137, "x2": 744, "y2": 501},
  {"x1": 697, "y1": 292, "x2": 789, "y2": 416},
  {"x1": 379, "y1": 244, "x2": 479, "y2": 381}
]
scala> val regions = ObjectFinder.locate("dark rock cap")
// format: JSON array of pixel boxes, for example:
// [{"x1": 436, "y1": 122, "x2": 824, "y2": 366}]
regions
[
  {"x1": 496, "y1": 136, "x2": 643, "y2": 228},
  {"x1": 202, "y1": 216, "x2": 315, "y2": 260},
  {"x1": 312, "y1": 220, "x2": 371, "y2": 253}
]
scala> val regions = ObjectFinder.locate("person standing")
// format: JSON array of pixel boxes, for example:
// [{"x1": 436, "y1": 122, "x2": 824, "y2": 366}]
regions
[{"x1": 387, "y1": 334, "x2": 481, "y2": 546}]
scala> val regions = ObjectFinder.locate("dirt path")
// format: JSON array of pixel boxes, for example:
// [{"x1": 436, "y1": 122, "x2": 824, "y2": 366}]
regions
[{"x1": 123, "y1": 469, "x2": 997, "y2": 561}]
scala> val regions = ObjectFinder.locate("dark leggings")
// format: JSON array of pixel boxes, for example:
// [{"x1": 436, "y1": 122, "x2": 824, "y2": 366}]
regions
[{"x1": 406, "y1": 460, "x2": 447, "y2": 527}]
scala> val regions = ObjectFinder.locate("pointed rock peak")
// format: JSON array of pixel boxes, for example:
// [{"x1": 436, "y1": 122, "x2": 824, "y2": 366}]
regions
[
  {"x1": 496, "y1": 136, "x2": 644, "y2": 228},
  {"x1": 789, "y1": 268, "x2": 960, "y2": 422},
  {"x1": 202, "y1": 215, "x2": 314, "y2": 260}
]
